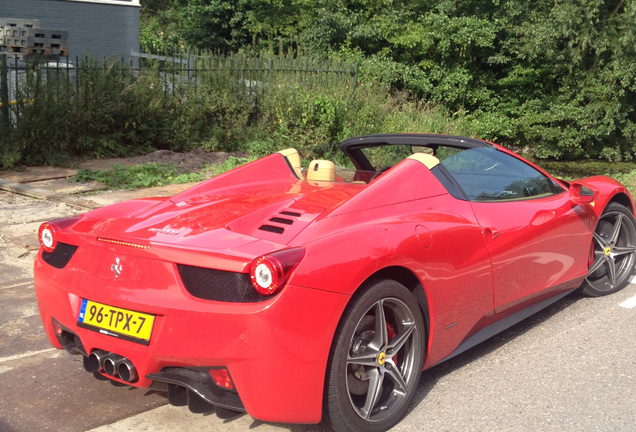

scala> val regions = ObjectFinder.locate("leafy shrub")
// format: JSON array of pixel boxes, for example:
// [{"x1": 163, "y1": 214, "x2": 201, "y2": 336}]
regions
[
  {"x1": 212, "y1": 156, "x2": 252, "y2": 175},
  {"x1": 251, "y1": 72, "x2": 474, "y2": 166}
]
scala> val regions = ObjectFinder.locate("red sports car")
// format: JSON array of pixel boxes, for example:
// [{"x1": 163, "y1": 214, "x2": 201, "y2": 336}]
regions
[{"x1": 34, "y1": 134, "x2": 636, "y2": 432}]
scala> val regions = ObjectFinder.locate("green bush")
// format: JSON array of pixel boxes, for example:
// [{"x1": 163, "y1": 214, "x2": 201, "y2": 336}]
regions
[{"x1": 249, "y1": 72, "x2": 475, "y2": 166}]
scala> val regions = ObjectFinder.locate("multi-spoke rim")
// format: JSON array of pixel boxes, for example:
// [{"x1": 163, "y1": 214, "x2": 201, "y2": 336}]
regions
[
  {"x1": 586, "y1": 210, "x2": 636, "y2": 292},
  {"x1": 345, "y1": 297, "x2": 421, "y2": 423}
]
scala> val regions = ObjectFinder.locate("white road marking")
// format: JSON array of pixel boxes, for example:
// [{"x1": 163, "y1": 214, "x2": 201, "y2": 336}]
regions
[
  {"x1": 0, "y1": 281, "x2": 33, "y2": 291},
  {"x1": 0, "y1": 348, "x2": 56, "y2": 364},
  {"x1": 619, "y1": 294, "x2": 636, "y2": 309}
]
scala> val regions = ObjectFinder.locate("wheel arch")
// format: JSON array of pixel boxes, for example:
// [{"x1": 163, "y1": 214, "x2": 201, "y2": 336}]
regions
[
  {"x1": 356, "y1": 266, "x2": 430, "y2": 351},
  {"x1": 580, "y1": 199, "x2": 636, "y2": 296},
  {"x1": 577, "y1": 176, "x2": 636, "y2": 217},
  {"x1": 607, "y1": 192, "x2": 635, "y2": 215}
]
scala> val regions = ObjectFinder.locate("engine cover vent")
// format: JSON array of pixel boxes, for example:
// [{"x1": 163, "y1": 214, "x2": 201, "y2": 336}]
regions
[
  {"x1": 257, "y1": 224, "x2": 285, "y2": 234},
  {"x1": 268, "y1": 217, "x2": 294, "y2": 225}
]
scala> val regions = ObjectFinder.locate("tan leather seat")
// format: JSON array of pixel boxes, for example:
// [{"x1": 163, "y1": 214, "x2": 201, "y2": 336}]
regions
[
  {"x1": 278, "y1": 148, "x2": 303, "y2": 178},
  {"x1": 306, "y1": 160, "x2": 336, "y2": 182}
]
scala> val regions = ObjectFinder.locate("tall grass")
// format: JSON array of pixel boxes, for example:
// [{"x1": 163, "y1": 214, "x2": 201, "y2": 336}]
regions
[
  {"x1": 247, "y1": 78, "x2": 475, "y2": 166},
  {"x1": 0, "y1": 53, "x2": 473, "y2": 170}
]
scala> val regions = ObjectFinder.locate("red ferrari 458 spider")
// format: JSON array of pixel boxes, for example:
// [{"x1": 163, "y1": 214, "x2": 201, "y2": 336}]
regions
[{"x1": 34, "y1": 134, "x2": 636, "y2": 431}]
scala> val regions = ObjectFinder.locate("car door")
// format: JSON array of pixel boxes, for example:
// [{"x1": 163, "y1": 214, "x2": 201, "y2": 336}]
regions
[{"x1": 440, "y1": 147, "x2": 593, "y2": 313}]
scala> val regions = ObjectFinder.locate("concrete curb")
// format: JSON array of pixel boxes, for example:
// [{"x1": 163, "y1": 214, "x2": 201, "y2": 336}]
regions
[{"x1": 0, "y1": 178, "x2": 100, "y2": 210}]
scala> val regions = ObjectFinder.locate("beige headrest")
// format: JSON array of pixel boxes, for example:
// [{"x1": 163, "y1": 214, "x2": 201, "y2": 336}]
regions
[{"x1": 307, "y1": 159, "x2": 336, "y2": 182}]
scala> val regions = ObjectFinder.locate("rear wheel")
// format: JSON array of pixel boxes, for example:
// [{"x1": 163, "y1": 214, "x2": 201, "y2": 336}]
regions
[
  {"x1": 324, "y1": 279, "x2": 425, "y2": 432},
  {"x1": 580, "y1": 202, "x2": 636, "y2": 296}
]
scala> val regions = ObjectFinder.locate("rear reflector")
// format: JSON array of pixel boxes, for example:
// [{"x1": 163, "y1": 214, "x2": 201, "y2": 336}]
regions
[{"x1": 209, "y1": 368, "x2": 234, "y2": 390}]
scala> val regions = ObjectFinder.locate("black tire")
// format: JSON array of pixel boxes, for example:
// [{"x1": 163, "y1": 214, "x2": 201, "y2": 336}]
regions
[
  {"x1": 580, "y1": 202, "x2": 636, "y2": 297},
  {"x1": 324, "y1": 279, "x2": 425, "y2": 432}
]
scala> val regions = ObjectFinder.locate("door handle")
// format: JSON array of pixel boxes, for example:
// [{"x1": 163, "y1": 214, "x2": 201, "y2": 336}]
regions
[{"x1": 485, "y1": 227, "x2": 500, "y2": 241}]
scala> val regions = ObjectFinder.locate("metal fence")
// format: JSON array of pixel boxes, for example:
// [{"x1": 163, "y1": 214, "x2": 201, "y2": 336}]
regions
[
  {"x1": 133, "y1": 50, "x2": 358, "y2": 101},
  {"x1": 0, "y1": 51, "x2": 358, "y2": 127},
  {"x1": 0, "y1": 55, "x2": 78, "y2": 127}
]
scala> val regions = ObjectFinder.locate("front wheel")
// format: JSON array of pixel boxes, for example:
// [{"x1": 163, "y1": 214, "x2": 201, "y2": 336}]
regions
[
  {"x1": 580, "y1": 202, "x2": 636, "y2": 296},
  {"x1": 324, "y1": 279, "x2": 425, "y2": 432}
]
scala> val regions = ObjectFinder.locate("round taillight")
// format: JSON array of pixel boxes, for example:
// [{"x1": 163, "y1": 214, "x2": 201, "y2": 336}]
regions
[
  {"x1": 38, "y1": 223, "x2": 57, "y2": 253},
  {"x1": 249, "y1": 248, "x2": 305, "y2": 296},
  {"x1": 38, "y1": 216, "x2": 81, "y2": 253},
  {"x1": 250, "y1": 256, "x2": 282, "y2": 295}
]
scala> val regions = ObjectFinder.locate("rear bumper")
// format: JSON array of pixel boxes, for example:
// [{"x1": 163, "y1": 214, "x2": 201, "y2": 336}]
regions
[{"x1": 34, "y1": 249, "x2": 349, "y2": 424}]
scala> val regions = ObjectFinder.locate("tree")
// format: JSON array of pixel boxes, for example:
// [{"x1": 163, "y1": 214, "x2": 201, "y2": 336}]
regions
[{"x1": 141, "y1": 0, "x2": 636, "y2": 160}]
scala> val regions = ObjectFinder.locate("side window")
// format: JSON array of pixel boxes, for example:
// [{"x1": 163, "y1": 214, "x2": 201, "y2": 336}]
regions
[{"x1": 441, "y1": 147, "x2": 562, "y2": 201}]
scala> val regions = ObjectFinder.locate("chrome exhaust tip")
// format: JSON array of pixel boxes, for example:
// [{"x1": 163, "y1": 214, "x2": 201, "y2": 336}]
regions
[
  {"x1": 117, "y1": 358, "x2": 138, "y2": 383},
  {"x1": 88, "y1": 350, "x2": 113, "y2": 372},
  {"x1": 103, "y1": 355, "x2": 123, "y2": 377},
  {"x1": 88, "y1": 350, "x2": 136, "y2": 382}
]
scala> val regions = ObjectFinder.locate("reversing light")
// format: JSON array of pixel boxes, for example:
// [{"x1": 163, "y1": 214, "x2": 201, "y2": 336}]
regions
[
  {"x1": 249, "y1": 247, "x2": 305, "y2": 296},
  {"x1": 209, "y1": 368, "x2": 234, "y2": 390},
  {"x1": 38, "y1": 216, "x2": 81, "y2": 253}
]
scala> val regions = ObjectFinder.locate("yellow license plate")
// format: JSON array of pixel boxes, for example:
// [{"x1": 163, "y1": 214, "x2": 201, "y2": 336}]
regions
[{"x1": 78, "y1": 299, "x2": 155, "y2": 345}]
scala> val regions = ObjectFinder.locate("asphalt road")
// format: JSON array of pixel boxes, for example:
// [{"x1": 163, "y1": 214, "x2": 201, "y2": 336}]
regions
[{"x1": 1, "y1": 189, "x2": 634, "y2": 432}]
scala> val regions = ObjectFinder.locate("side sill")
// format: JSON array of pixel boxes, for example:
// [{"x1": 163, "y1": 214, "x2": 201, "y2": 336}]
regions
[{"x1": 433, "y1": 288, "x2": 577, "y2": 367}]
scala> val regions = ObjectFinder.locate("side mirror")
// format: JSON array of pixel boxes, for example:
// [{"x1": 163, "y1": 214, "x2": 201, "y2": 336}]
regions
[{"x1": 570, "y1": 183, "x2": 598, "y2": 205}]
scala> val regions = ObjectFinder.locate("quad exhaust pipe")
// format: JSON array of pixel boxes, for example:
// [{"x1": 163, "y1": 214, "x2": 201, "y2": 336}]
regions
[
  {"x1": 87, "y1": 349, "x2": 113, "y2": 372},
  {"x1": 87, "y1": 350, "x2": 138, "y2": 382}
]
